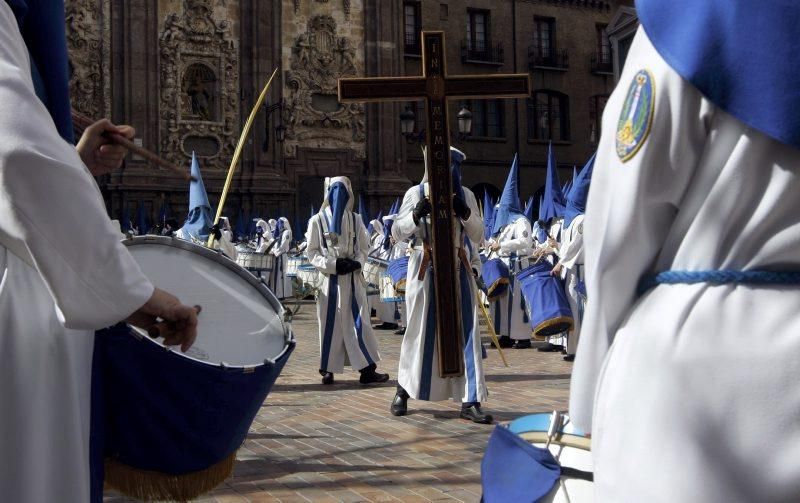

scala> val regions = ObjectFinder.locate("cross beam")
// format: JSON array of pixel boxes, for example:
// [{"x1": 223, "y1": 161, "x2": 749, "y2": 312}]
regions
[{"x1": 339, "y1": 31, "x2": 530, "y2": 378}]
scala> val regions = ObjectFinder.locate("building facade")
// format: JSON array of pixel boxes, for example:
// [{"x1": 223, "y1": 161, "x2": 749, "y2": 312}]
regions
[{"x1": 66, "y1": 0, "x2": 633, "y2": 230}]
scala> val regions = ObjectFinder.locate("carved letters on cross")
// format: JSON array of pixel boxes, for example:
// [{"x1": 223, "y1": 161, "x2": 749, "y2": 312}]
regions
[
  {"x1": 284, "y1": 14, "x2": 365, "y2": 159},
  {"x1": 159, "y1": 0, "x2": 239, "y2": 169}
]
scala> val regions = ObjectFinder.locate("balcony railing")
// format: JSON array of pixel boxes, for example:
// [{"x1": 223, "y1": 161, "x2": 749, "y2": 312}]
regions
[
  {"x1": 590, "y1": 52, "x2": 613, "y2": 74},
  {"x1": 528, "y1": 46, "x2": 569, "y2": 71},
  {"x1": 461, "y1": 40, "x2": 505, "y2": 65},
  {"x1": 404, "y1": 33, "x2": 422, "y2": 56}
]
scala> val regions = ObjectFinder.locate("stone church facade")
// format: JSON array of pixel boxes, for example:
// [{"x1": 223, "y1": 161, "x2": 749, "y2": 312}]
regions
[{"x1": 66, "y1": 0, "x2": 633, "y2": 229}]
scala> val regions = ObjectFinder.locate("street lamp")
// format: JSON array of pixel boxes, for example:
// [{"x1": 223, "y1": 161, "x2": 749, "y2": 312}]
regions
[
  {"x1": 457, "y1": 106, "x2": 473, "y2": 139},
  {"x1": 399, "y1": 105, "x2": 425, "y2": 144}
]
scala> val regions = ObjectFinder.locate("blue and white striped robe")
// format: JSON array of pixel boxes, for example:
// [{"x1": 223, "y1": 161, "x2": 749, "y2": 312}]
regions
[{"x1": 393, "y1": 184, "x2": 488, "y2": 403}]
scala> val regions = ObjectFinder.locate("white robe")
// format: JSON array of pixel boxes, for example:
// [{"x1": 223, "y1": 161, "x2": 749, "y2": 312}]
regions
[
  {"x1": 570, "y1": 27, "x2": 800, "y2": 501},
  {"x1": 392, "y1": 184, "x2": 487, "y2": 403},
  {"x1": 0, "y1": 4, "x2": 154, "y2": 500},
  {"x1": 270, "y1": 227, "x2": 293, "y2": 299},
  {"x1": 367, "y1": 228, "x2": 398, "y2": 325},
  {"x1": 558, "y1": 214, "x2": 585, "y2": 355},
  {"x1": 214, "y1": 229, "x2": 237, "y2": 261},
  {"x1": 307, "y1": 208, "x2": 381, "y2": 373},
  {"x1": 487, "y1": 217, "x2": 533, "y2": 340}
]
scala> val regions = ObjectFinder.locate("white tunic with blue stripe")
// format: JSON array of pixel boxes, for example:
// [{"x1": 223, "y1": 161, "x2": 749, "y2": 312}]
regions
[
  {"x1": 307, "y1": 207, "x2": 381, "y2": 373},
  {"x1": 487, "y1": 216, "x2": 533, "y2": 341},
  {"x1": 571, "y1": 27, "x2": 800, "y2": 501},
  {"x1": 393, "y1": 184, "x2": 487, "y2": 403}
]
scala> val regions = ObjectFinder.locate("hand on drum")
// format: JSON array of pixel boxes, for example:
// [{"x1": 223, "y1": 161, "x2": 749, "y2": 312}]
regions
[
  {"x1": 551, "y1": 262, "x2": 563, "y2": 277},
  {"x1": 126, "y1": 288, "x2": 200, "y2": 352}
]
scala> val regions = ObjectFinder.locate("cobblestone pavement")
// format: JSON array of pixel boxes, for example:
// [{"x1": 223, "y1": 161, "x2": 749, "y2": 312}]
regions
[{"x1": 106, "y1": 301, "x2": 572, "y2": 502}]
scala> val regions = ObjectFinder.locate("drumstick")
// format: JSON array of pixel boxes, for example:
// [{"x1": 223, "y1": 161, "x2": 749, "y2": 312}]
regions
[
  {"x1": 71, "y1": 110, "x2": 196, "y2": 182},
  {"x1": 146, "y1": 305, "x2": 203, "y2": 340}
]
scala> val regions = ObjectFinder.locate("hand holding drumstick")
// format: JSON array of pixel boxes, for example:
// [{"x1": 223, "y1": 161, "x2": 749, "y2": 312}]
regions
[{"x1": 126, "y1": 288, "x2": 200, "y2": 353}]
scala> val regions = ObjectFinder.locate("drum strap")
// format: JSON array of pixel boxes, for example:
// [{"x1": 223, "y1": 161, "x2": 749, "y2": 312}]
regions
[
  {"x1": 319, "y1": 211, "x2": 358, "y2": 258},
  {"x1": 414, "y1": 183, "x2": 470, "y2": 282}
]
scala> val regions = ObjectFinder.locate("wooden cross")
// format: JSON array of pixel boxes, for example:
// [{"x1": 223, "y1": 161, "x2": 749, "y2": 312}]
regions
[{"x1": 339, "y1": 31, "x2": 530, "y2": 378}]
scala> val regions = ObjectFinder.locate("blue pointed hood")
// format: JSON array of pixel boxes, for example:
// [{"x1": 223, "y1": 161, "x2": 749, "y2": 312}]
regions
[
  {"x1": 180, "y1": 152, "x2": 214, "y2": 240},
  {"x1": 638, "y1": 0, "x2": 800, "y2": 150},
  {"x1": 491, "y1": 154, "x2": 526, "y2": 236},
  {"x1": 482, "y1": 191, "x2": 495, "y2": 241},
  {"x1": 235, "y1": 207, "x2": 246, "y2": 239},
  {"x1": 563, "y1": 153, "x2": 595, "y2": 229},
  {"x1": 322, "y1": 176, "x2": 353, "y2": 235},
  {"x1": 450, "y1": 147, "x2": 467, "y2": 201},
  {"x1": 158, "y1": 201, "x2": 171, "y2": 226},
  {"x1": 524, "y1": 196, "x2": 535, "y2": 223},
  {"x1": 382, "y1": 198, "x2": 400, "y2": 250},
  {"x1": 119, "y1": 201, "x2": 130, "y2": 232},
  {"x1": 136, "y1": 201, "x2": 149, "y2": 235},
  {"x1": 7, "y1": 0, "x2": 74, "y2": 143},
  {"x1": 540, "y1": 143, "x2": 566, "y2": 222},
  {"x1": 358, "y1": 194, "x2": 370, "y2": 229}
]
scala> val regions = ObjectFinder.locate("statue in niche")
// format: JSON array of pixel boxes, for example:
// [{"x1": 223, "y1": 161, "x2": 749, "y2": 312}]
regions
[{"x1": 183, "y1": 63, "x2": 216, "y2": 121}]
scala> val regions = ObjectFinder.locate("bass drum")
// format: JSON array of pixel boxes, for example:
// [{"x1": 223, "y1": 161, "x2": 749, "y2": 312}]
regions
[{"x1": 94, "y1": 236, "x2": 295, "y2": 501}]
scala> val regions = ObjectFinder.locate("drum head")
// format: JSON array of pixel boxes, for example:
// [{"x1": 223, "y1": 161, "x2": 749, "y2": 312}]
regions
[{"x1": 125, "y1": 237, "x2": 290, "y2": 367}]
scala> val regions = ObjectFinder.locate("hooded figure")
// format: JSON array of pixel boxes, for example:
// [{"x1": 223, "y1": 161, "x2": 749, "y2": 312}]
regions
[
  {"x1": 306, "y1": 176, "x2": 389, "y2": 385},
  {"x1": 485, "y1": 154, "x2": 534, "y2": 349},
  {"x1": 175, "y1": 152, "x2": 214, "y2": 242},
  {"x1": 390, "y1": 146, "x2": 491, "y2": 423},
  {"x1": 569, "y1": 5, "x2": 800, "y2": 498},
  {"x1": 365, "y1": 215, "x2": 399, "y2": 330},
  {"x1": 254, "y1": 218, "x2": 270, "y2": 252},
  {"x1": 269, "y1": 216, "x2": 293, "y2": 299},
  {"x1": 553, "y1": 153, "x2": 594, "y2": 359},
  {"x1": 211, "y1": 216, "x2": 238, "y2": 261},
  {"x1": 0, "y1": 2, "x2": 170, "y2": 500},
  {"x1": 539, "y1": 142, "x2": 566, "y2": 242}
]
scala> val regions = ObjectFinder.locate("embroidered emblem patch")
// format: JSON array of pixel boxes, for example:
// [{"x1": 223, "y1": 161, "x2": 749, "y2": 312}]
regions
[{"x1": 616, "y1": 69, "x2": 655, "y2": 162}]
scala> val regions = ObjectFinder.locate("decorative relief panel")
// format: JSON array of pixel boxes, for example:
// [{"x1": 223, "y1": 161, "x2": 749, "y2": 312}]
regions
[
  {"x1": 65, "y1": 0, "x2": 111, "y2": 121},
  {"x1": 282, "y1": 2, "x2": 365, "y2": 160},
  {"x1": 159, "y1": 0, "x2": 239, "y2": 168}
]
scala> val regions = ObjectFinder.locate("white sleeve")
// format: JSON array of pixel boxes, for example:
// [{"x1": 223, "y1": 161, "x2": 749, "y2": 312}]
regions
[
  {"x1": 272, "y1": 230, "x2": 291, "y2": 256},
  {"x1": 460, "y1": 189, "x2": 484, "y2": 245},
  {"x1": 306, "y1": 215, "x2": 336, "y2": 275},
  {"x1": 568, "y1": 27, "x2": 715, "y2": 432},
  {"x1": 499, "y1": 218, "x2": 532, "y2": 254},
  {"x1": 393, "y1": 186, "x2": 421, "y2": 242},
  {"x1": 558, "y1": 217, "x2": 584, "y2": 270},
  {"x1": 0, "y1": 10, "x2": 153, "y2": 330}
]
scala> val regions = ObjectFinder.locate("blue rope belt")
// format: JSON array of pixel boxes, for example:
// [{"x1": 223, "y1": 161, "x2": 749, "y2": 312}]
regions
[{"x1": 638, "y1": 269, "x2": 800, "y2": 295}]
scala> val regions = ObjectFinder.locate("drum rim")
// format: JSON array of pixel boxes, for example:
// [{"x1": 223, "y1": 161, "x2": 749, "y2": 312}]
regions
[{"x1": 124, "y1": 236, "x2": 294, "y2": 368}]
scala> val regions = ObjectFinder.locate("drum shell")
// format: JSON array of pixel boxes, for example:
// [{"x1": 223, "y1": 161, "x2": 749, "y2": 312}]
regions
[
  {"x1": 517, "y1": 261, "x2": 574, "y2": 337},
  {"x1": 379, "y1": 274, "x2": 403, "y2": 303},
  {"x1": 364, "y1": 257, "x2": 388, "y2": 288},
  {"x1": 387, "y1": 257, "x2": 409, "y2": 294},
  {"x1": 482, "y1": 258, "x2": 510, "y2": 301},
  {"x1": 93, "y1": 324, "x2": 295, "y2": 476}
]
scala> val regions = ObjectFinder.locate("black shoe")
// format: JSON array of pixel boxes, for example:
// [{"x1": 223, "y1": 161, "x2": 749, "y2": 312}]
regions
[
  {"x1": 390, "y1": 392, "x2": 408, "y2": 416},
  {"x1": 492, "y1": 335, "x2": 513, "y2": 349},
  {"x1": 513, "y1": 339, "x2": 532, "y2": 349},
  {"x1": 460, "y1": 404, "x2": 493, "y2": 424},
  {"x1": 394, "y1": 327, "x2": 406, "y2": 335},
  {"x1": 321, "y1": 372, "x2": 334, "y2": 385},
  {"x1": 563, "y1": 354, "x2": 576, "y2": 362},
  {"x1": 537, "y1": 343, "x2": 564, "y2": 353},
  {"x1": 373, "y1": 322, "x2": 399, "y2": 330},
  {"x1": 359, "y1": 364, "x2": 390, "y2": 385}
]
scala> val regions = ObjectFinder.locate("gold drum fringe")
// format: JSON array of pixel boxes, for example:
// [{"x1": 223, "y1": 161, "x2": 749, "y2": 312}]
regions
[
  {"x1": 532, "y1": 316, "x2": 574, "y2": 339},
  {"x1": 104, "y1": 451, "x2": 236, "y2": 502},
  {"x1": 486, "y1": 278, "x2": 510, "y2": 301}
]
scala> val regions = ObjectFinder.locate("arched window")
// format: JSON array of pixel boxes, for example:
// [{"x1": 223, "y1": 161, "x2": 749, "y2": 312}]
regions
[{"x1": 528, "y1": 90, "x2": 569, "y2": 141}]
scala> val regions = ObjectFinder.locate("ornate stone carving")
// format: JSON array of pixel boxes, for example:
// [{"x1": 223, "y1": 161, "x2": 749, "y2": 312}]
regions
[
  {"x1": 284, "y1": 15, "x2": 365, "y2": 159},
  {"x1": 343, "y1": 0, "x2": 350, "y2": 18},
  {"x1": 159, "y1": 0, "x2": 239, "y2": 168},
  {"x1": 65, "y1": 0, "x2": 111, "y2": 120}
]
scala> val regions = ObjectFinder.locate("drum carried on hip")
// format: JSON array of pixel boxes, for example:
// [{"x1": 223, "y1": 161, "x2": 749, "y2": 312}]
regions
[
  {"x1": 286, "y1": 255, "x2": 306, "y2": 278},
  {"x1": 94, "y1": 236, "x2": 295, "y2": 501},
  {"x1": 364, "y1": 256, "x2": 389, "y2": 288},
  {"x1": 481, "y1": 411, "x2": 592, "y2": 503},
  {"x1": 481, "y1": 258, "x2": 510, "y2": 300},
  {"x1": 387, "y1": 256, "x2": 409, "y2": 293},
  {"x1": 517, "y1": 261, "x2": 574, "y2": 338}
]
